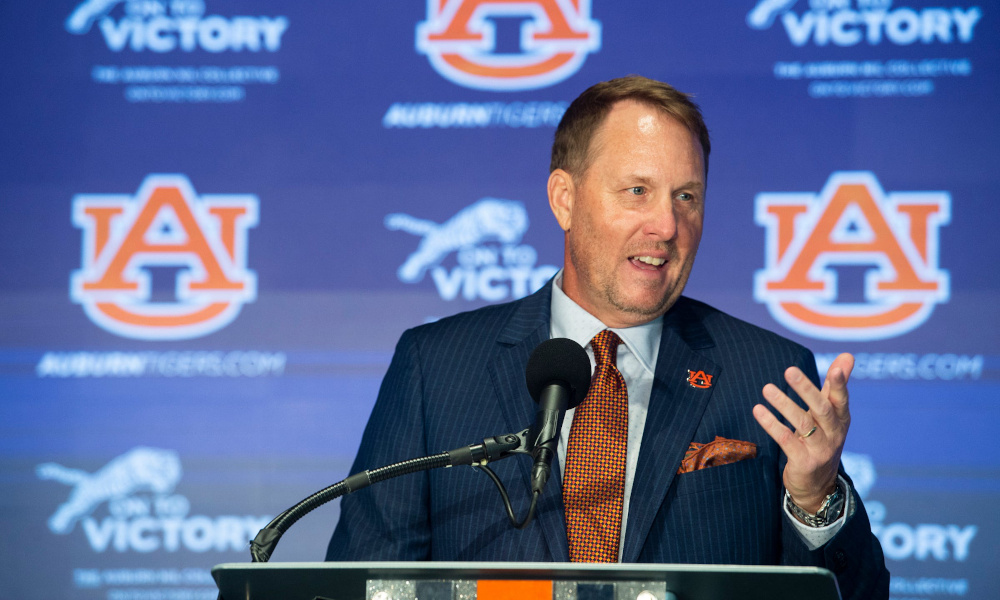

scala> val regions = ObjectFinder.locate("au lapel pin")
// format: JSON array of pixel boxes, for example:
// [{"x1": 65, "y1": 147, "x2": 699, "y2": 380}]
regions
[{"x1": 687, "y1": 369, "x2": 714, "y2": 389}]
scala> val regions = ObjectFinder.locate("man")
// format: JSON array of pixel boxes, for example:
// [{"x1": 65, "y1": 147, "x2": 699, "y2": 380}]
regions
[{"x1": 327, "y1": 76, "x2": 889, "y2": 600}]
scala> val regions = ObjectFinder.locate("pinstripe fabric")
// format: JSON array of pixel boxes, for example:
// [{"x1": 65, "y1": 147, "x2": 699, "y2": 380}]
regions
[
  {"x1": 326, "y1": 282, "x2": 888, "y2": 600},
  {"x1": 564, "y1": 330, "x2": 627, "y2": 563}
]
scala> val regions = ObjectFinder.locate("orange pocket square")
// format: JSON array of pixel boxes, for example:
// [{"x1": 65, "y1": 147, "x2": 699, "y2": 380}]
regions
[{"x1": 677, "y1": 436, "x2": 757, "y2": 474}]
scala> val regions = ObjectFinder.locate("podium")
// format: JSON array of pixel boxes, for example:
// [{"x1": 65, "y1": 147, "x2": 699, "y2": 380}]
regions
[{"x1": 212, "y1": 561, "x2": 841, "y2": 600}]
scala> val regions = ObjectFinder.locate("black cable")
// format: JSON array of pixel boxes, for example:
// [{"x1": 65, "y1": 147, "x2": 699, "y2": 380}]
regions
[{"x1": 476, "y1": 464, "x2": 539, "y2": 529}]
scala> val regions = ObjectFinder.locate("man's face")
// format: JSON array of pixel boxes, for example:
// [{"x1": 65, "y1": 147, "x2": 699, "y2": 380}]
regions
[{"x1": 549, "y1": 100, "x2": 706, "y2": 328}]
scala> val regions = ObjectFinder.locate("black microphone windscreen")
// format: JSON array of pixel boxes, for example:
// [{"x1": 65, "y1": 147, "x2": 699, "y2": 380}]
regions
[{"x1": 525, "y1": 338, "x2": 591, "y2": 409}]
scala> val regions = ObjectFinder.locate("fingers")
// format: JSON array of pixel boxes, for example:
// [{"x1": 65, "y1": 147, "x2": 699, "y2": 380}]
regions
[
  {"x1": 824, "y1": 353, "x2": 854, "y2": 422},
  {"x1": 757, "y1": 356, "x2": 855, "y2": 449},
  {"x1": 752, "y1": 403, "x2": 801, "y2": 459},
  {"x1": 786, "y1": 366, "x2": 835, "y2": 429},
  {"x1": 761, "y1": 382, "x2": 813, "y2": 435},
  {"x1": 781, "y1": 365, "x2": 847, "y2": 436}
]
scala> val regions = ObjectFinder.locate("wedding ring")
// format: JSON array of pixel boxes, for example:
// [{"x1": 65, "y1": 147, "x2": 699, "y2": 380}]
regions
[{"x1": 799, "y1": 426, "x2": 818, "y2": 439}]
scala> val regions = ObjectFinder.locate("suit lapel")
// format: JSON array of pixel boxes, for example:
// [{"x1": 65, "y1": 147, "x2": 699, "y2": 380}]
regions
[
  {"x1": 621, "y1": 300, "x2": 721, "y2": 562},
  {"x1": 486, "y1": 282, "x2": 570, "y2": 561}
]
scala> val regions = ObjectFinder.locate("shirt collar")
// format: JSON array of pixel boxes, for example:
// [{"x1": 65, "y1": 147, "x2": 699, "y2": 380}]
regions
[{"x1": 549, "y1": 271, "x2": 661, "y2": 375}]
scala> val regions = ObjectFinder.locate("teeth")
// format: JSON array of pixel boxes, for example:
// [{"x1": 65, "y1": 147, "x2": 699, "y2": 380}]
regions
[{"x1": 634, "y1": 256, "x2": 666, "y2": 266}]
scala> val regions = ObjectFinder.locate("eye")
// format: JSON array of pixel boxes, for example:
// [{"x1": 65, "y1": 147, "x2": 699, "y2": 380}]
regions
[
  {"x1": 676, "y1": 191, "x2": 695, "y2": 202},
  {"x1": 628, "y1": 186, "x2": 646, "y2": 195}
]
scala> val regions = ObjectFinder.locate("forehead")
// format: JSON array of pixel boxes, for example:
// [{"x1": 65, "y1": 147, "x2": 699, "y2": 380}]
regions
[{"x1": 588, "y1": 100, "x2": 705, "y2": 176}]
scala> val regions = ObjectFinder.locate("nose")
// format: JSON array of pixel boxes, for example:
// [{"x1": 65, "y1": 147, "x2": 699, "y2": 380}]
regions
[{"x1": 642, "y1": 197, "x2": 678, "y2": 240}]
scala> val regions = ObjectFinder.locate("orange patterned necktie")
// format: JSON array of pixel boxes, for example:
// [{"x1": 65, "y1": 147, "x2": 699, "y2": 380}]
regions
[{"x1": 563, "y1": 329, "x2": 628, "y2": 562}]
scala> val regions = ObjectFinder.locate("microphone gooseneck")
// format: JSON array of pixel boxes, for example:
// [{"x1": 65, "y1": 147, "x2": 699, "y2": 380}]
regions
[
  {"x1": 249, "y1": 432, "x2": 527, "y2": 562},
  {"x1": 524, "y1": 338, "x2": 592, "y2": 494}
]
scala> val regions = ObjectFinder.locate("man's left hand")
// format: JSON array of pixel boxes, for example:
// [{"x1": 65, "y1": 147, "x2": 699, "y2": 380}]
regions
[{"x1": 752, "y1": 353, "x2": 854, "y2": 514}]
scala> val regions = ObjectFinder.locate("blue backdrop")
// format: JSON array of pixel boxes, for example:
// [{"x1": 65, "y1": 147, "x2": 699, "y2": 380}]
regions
[{"x1": 1, "y1": 1, "x2": 997, "y2": 599}]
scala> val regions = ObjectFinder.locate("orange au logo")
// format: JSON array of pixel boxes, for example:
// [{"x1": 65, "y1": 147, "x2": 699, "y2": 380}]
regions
[
  {"x1": 416, "y1": 0, "x2": 601, "y2": 91},
  {"x1": 755, "y1": 172, "x2": 950, "y2": 341},
  {"x1": 71, "y1": 175, "x2": 258, "y2": 340},
  {"x1": 687, "y1": 370, "x2": 713, "y2": 389}
]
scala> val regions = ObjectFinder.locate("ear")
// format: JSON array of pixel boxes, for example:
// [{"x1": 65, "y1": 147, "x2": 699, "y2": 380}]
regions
[{"x1": 547, "y1": 169, "x2": 575, "y2": 231}]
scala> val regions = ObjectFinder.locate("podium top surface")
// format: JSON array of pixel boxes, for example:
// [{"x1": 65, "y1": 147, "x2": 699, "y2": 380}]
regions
[{"x1": 213, "y1": 561, "x2": 841, "y2": 600}]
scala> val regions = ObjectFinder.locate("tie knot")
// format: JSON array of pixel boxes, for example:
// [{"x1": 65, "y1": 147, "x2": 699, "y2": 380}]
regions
[{"x1": 590, "y1": 330, "x2": 622, "y2": 367}]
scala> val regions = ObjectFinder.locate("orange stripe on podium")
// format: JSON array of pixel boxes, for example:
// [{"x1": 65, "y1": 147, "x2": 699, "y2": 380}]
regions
[{"x1": 477, "y1": 579, "x2": 552, "y2": 600}]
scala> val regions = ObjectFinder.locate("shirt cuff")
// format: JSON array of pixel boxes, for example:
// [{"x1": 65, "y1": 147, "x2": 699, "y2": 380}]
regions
[{"x1": 784, "y1": 475, "x2": 854, "y2": 551}]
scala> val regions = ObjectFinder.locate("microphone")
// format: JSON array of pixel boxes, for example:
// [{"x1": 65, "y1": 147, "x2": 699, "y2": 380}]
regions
[{"x1": 524, "y1": 338, "x2": 592, "y2": 495}]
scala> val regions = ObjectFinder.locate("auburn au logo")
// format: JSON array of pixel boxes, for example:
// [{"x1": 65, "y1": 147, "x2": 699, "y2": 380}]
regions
[
  {"x1": 71, "y1": 175, "x2": 258, "y2": 340},
  {"x1": 416, "y1": 0, "x2": 601, "y2": 91},
  {"x1": 755, "y1": 172, "x2": 950, "y2": 341},
  {"x1": 687, "y1": 370, "x2": 713, "y2": 389}
]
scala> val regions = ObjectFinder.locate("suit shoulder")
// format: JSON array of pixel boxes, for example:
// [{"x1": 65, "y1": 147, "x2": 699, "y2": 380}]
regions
[{"x1": 676, "y1": 296, "x2": 814, "y2": 360}]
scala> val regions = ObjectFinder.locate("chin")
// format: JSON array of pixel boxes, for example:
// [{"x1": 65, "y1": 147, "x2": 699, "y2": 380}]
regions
[{"x1": 612, "y1": 294, "x2": 673, "y2": 320}]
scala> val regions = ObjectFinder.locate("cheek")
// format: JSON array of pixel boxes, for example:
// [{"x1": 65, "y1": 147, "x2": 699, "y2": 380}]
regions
[
  {"x1": 585, "y1": 209, "x2": 629, "y2": 245},
  {"x1": 678, "y1": 214, "x2": 704, "y2": 247}
]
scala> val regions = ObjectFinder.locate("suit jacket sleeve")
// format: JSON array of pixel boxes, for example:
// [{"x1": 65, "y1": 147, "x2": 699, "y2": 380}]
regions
[
  {"x1": 779, "y1": 350, "x2": 890, "y2": 600},
  {"x1": 326, "y1": 329, "x2": 432, "y2": 560}
]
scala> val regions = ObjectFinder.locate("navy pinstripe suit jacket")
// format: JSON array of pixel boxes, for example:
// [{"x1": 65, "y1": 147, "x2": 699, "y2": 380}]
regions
[{"x1": 327, "y1": 283, "x2": 889, "y2": 600}]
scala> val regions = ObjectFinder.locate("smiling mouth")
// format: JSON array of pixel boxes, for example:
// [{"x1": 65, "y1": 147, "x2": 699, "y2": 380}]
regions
[{"x1": 630, "y1": 255, "x2": 667, "y2": 269}]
